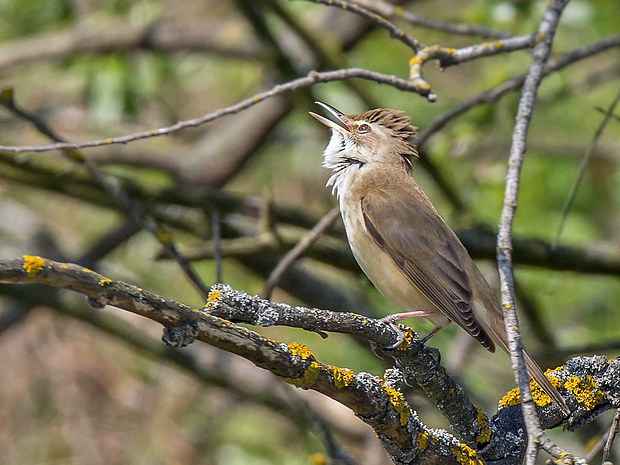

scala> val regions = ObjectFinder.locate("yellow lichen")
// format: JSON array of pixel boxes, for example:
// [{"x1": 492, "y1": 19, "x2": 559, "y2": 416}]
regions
[
  {"x1": 331, "y1": 366, "x2": 354, "y2": 388},
  {"x1": 288, "y1": 342, "x2": 314, "y2": 359},
  {"x1": 99, "y1": 277, "x2": 112, "y2": 286},
  {"x1": 284, "y1": 343, "x2": 320, "y2": 389},
  {"x1": 564, "y1": 375, "x2": 603, "y2": 410},
  {"x1": 498, "y1": 386, "x2": 521, "y2": 408},
  {"x1": 286, "y1": 360, "x2": 320, "y2": 389},
  {"x1": 415, "y1": 431, "x2": 428, "y2": 450},
  {"x1": 475, "y1": 408, "x2": 492, "y2": 443},
  {"x1": 206, "y1": 289, "x2": 221, "y2": 307},
  {"x1": 22, "y1": 255, "x2": 45, "y2": 277},
  {"x1": 533, "y1": 31, "x2": 546, "y2": 46},
  {"x1": 500, "y1": 371, "x2": 565, "y2": 409},
  {"x1": 451, "y1": 443, "x2": 483, "y2": 465},
  {"x1": 381, "y1": 383, "x2": 411, "y2": 426},
  {"x1": 393, "y1": 328, "x2": 416, "y2": 350}
]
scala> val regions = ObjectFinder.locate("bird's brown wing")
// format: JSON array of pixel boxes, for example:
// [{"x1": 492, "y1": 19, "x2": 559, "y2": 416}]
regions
[{"x1": 361, "y1": 189, "x2": 495, "y2": 351}]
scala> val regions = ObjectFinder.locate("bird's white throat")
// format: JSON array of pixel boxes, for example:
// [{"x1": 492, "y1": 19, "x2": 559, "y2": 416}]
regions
[{"x1": 321, "y1": 131, "x2": 360, "y2": 199}]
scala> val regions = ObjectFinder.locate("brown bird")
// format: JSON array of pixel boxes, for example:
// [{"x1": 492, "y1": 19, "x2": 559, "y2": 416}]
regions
[{"x1": 310, "y1": 101, "x2": 569, "y2": 415}]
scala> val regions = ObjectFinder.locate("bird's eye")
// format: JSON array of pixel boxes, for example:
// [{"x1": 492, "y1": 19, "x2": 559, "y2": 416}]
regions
[{"x1": 358, "y1": 123, "x2": 371, "y2": 134}]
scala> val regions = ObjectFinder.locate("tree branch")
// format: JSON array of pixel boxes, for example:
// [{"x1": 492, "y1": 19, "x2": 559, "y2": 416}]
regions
[
  {"x1": 0, "y1": 256, "x2": 617, "y2": 464},
  {"x1": 495, "y1": 0, "x2": 571, "y2": 462}
]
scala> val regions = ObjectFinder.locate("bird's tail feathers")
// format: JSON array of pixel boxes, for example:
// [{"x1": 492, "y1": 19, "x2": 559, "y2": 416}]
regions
[{"x1": 523, "y1": 349, "x2": 570, "y2": 415}]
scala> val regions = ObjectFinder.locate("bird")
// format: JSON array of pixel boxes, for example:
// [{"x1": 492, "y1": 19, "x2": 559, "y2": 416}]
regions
[{"x1": 309, "y1": 101, "x2": 569, "y2": 415}]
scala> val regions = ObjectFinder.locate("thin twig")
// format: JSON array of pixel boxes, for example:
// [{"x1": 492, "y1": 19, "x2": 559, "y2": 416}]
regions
[
  {"x1": 262, "y1": 207, "x2": 340, "y2": 299},
  {"x1": 0, "y1": 68, "x2": 433, "y2": 154},
  {"x1": 554, "y1": 86, "x2": 620, "y2": 247},
  {"x1": 308, "y1": 0, "x2": 535, "y2": 100},
  {"x1": 595, "y1": 106, "x2": 620, "y2": 121},
  {"x1": 287, "y1": 387, "x2": 358, "y2": 465},
  {"x1": 602, "y1": 408, "x2": 620, "y2": 463},
  {"x1": 2, "y1": 34, "x2": 617, "y2": 156},
  {"x1": 416, "y1": 33, "x2": 620, "y2": 147},
  {"x1": 495, "y1": 0, "x2": 570, "y2": 463},
  {"x1": 351, "y1": 0, "x2": 511, "y2": 39},
  {"x1": 585, "y1": 434, "x2": 608, "y2": 463},
  {"x1": 305, "y1": 0, "x2": 421, "y2": 52}
]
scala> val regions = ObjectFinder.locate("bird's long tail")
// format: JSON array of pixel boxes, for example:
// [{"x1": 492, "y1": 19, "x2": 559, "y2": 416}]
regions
[{"x1": 523, "y1": 349, "x2": 570, "y2": 415}]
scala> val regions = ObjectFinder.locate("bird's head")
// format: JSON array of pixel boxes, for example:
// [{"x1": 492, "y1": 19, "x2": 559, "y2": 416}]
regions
[{"x1": 310, "y1": 102, "x2": 418, "y2": 176}]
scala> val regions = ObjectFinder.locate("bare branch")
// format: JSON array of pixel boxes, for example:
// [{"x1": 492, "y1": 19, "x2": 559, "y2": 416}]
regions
[
  {"x1": 0, "y1": 68, "x2": 433, "y2": 154},
  {"x1": 555, "y1": 86, "x2": 620, "y2": 246},
  {"x1": 495, "y1": 0, "x2": 571, "y2": 462},
  {"x1": 602, "y1": 408, "x2": 620, "y2": 463},
  {"x1": 305, "y1": 0, "x2": 421, "y2": 52},
  {"x1": 262, "y1": 207, "x2": 340, "y2": 300},
  {"x1": 416, "y1": 33, "x2": 620, "y2": 147},
  {"x1": 351, "y1": 0, "x2": 511, "y2": 39},
  {"x1": 0, "y1": 18, "x2": 260, "y2": 73}
]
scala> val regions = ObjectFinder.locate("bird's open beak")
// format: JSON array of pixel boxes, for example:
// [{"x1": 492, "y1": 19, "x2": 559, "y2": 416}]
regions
[{"x1": 309, "y1": 101, "x2": 351, "y2": 135}]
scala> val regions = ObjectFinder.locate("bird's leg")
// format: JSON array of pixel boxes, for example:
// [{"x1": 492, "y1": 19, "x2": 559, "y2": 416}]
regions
[
  {"x1": 379, "y1": 309, "x2": 438, "y2": 324},
  {"x1": 378, "y1": 310, "x2": 444, "y2": 350},
  {"x1": 419, "y1": 326, "x2": 442, "y2": 344},
  {"x1": 380, "y1": 310, "x2": 444, "y2": 345}
]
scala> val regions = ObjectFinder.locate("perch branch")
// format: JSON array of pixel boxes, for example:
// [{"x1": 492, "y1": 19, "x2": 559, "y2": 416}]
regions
[{"x1": 0, "y1": 256, "x2": 617, "y2": 464}]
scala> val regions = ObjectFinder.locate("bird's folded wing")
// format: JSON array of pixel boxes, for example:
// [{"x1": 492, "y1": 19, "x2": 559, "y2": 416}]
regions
[{"x1": 361, "y1": 190, "x2": 494, "y2": 351}]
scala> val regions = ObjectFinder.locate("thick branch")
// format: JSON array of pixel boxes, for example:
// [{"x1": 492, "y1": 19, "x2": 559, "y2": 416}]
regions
[{"x1": 0, "y1": 256, "x2": 617, "y2": 465}]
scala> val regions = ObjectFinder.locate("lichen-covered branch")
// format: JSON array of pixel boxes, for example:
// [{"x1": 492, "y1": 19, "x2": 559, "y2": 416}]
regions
[
  {"x1": 0, "y1": 256, "x2": 473, "y2": 464},
  {"x1": 0, "y1": 256, "x2": 617, "y2": 464}
]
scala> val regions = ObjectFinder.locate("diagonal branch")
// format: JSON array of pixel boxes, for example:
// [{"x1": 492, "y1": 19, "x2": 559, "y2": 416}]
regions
[
  {"x1": 416, "y1": 33, "x2": 620, "y2": 147},
  {"x1": 262, "y1": 207, "x2": 340, "y2": 299},
  {"x1": 555, "y1": 86, "x2": 620, "y2": 246},
  {"x1": 0, "y1": 68, "x2": 433, "y2": 154},
  {"x1": 351, "y1": 0, "x2": 511, "y2": 39}
]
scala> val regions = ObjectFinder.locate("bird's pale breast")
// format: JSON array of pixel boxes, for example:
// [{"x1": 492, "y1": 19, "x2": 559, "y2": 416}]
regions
[{"x1": 339, "y1": 188, "x2": 451, "y2": 329}]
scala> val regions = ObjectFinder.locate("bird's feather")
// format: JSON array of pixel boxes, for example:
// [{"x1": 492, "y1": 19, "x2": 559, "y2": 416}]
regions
[{"x1": 360, "y1": 187, "x2": 495, "y2": 351}]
